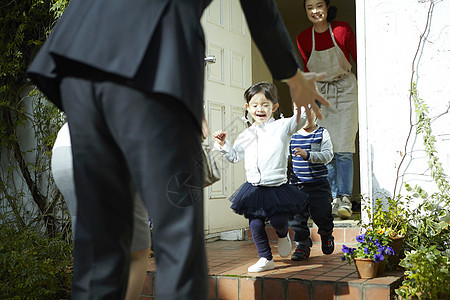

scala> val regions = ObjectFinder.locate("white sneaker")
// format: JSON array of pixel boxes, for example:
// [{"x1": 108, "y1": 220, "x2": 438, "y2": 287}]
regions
[
  {"x1": 248, "y1": 257, "x2": 275, "y2": 273},
  {"x1": 277, "y1": 234, "x2": 292, "y2": 258},
  {"x1": 331, "y1": 198, "x2": 341, "y2": 217},
  {"x1": 338, "y1": 196, "x2": 353, "y2": 219}
]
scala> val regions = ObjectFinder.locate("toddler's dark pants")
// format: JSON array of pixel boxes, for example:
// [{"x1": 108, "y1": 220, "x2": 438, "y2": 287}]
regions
[
  {"x1": 249, "y1": 214, "x2": 289, "y2": 261},
  {"x1": 289, "y1": 181, "x2": 334, "y2": 247}
]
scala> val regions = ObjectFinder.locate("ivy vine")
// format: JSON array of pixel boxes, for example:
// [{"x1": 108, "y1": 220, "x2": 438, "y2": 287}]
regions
[
  {"x1": 1, "y1": 0, "x2": 70, "y2": 238},
  {"x1": 392, "y1": 1, "x2": 450, "y2": 298}
]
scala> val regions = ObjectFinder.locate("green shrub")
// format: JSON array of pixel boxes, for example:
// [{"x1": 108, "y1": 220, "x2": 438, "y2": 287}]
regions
[
  {"x1": 395, "y1": 190, "x2": 450, "y2": 299},
  {"x1": 396, "y1": 246, "x2": 450, "y2": 300},
  {"x1": 0, "y1": 225, "x2": 73, "y2": 299}
]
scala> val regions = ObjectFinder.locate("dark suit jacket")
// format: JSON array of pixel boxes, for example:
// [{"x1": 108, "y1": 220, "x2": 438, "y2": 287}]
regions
[{"x1": 28, "y1": 0, "x2": 300, "y2": 127}]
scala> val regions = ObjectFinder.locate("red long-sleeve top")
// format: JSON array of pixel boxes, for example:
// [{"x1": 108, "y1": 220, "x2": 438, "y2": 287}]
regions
[{"x1": 297, "y1": 21, "x2": 357, "y2": 72}]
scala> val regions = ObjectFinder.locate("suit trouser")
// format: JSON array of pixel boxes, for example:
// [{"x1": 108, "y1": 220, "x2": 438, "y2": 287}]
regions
[{"x1": 60, "y1": 77, "x2": 207, "y2": 300}]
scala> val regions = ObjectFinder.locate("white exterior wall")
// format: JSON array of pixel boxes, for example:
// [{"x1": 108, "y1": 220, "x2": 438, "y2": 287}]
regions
[{"x1": 356, "y1": 0, "x2": 450, "y2": 219}]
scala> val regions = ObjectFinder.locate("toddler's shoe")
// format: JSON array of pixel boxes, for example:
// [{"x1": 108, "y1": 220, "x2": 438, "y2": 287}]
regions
[
  {"x1": 321, "y1": 234, "x2": 335, "y2": 255},
  {"x1": 277, "y1": 234, "x2": 292, "y2": 258},
  {"x1": 291, "y1": 244, "x2": 310, "y2": 261},
  {"x1": 248, "y1": 257, "x2": 275, "y2": 273},
  {"x1": 338, "y1": 196, "x2": 353, "y2": 219},
  {"x1": 331, "y1": 197, "x2": 341, "y2": 217}
]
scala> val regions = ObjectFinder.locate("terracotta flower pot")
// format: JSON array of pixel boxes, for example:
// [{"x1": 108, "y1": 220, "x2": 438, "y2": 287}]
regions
[
  {"x1": 354, "y1": 258, "x2": 379, "y2": 279},
  {"x1": 377, "y1": 259, "x2": 386, "y2": 275},
  {"x1": 388, "y1": 235, "x2": 405, "y2": 267}
]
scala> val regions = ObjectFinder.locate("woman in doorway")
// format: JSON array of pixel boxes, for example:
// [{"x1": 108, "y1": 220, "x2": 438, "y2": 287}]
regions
[{"x1": 297, "y1": 0, "x2": 358, "y2": 219}]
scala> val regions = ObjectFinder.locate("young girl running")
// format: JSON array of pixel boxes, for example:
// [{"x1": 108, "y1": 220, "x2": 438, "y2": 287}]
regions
[{"x1": 213, "y1": 82, "x2": 308, "y2": 273}]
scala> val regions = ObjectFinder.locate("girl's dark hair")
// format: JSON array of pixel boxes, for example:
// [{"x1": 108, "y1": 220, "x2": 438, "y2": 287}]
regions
[
  {"x1": 243, "y1": 82, "x2": 279, "y2": 126},
  {"x1": 244, "y1": 81, "x2": 279, "y2": 105},
  {"x1": 303, "y1": 0, "x2": 338, "y2": 22}
]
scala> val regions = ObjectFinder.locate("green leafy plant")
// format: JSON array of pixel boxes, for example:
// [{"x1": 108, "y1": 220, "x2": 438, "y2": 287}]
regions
[
  {"x1": 392, "y1": 2, "x2": 450, "y2": 296},
  {"x1": 396, "y1": 246, "x2": 450, "y2": 300},
  {"x1": 394, "y1": 70, "x2": 450, "y2": 299},
  {"x1": 404, "y1": 190, "x2": 449, "y2": 250},
  {"x1": 371, "y1": 196, "x2": 411, "y2": 238},
  {"x1": 341, "y1": 230, "x2": 394, "y2": 264},
  {"x1": 398, "y1": 189, "x2": 449, "y2": 297},
  {"x1": 1, "y1": 0, "x2": 70, "y2": 239},
  {"x1": 0, "y1": 225, "x2": 73, "y2": 299}
]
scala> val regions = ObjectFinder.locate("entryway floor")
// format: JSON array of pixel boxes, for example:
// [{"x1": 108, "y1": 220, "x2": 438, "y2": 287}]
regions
[{"x1": 141, "y1": 229, "x2": 404, "y2": 299}]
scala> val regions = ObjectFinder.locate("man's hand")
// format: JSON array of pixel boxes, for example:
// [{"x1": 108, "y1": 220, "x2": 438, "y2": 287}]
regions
[{"x1": 285, "y1": 70, "x2": 329, "y2": 123}]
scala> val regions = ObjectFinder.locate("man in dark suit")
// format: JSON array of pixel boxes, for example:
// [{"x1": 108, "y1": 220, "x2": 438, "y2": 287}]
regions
[{"x1": 28, "y1": 0, "x2": 328, "y2": 299}]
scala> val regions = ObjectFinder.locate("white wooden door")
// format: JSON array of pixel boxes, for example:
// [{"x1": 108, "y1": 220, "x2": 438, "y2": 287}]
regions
[{"x1": 201, "y1": 0, "x2": 251, "y2": 235}]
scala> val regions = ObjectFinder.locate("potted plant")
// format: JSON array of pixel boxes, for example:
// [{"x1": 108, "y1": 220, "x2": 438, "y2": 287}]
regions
[
  {"x1": 372, "y1": 196, "x2": 411, "y2": 238},
  {"x1": 396, "y1": 189, "x2": 450, "y2": 299},
  {"x1": 341, "y1": 230, "x2": 394, "y2": 279},
  {"x1": 364, "y1": 195, "x2": 412, "y2": 268}
]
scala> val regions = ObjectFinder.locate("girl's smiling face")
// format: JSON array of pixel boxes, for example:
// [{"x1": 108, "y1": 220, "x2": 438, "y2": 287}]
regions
[
  {"x1": 245, "y1": 92, "x2": 279, "y2": 126},
  {"x1": 305, "y1": 0, "x2": 328, "y2": 25}
]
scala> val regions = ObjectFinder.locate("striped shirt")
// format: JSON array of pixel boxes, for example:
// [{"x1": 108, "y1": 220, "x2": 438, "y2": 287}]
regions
[{"x1": 290, "y1": 126, "x2": 333, "y2": 184}]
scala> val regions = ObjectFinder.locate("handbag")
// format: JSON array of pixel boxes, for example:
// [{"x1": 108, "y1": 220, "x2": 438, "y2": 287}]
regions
[{"x1": 202, "y1": 144, "x2": 220, "y2": 187}]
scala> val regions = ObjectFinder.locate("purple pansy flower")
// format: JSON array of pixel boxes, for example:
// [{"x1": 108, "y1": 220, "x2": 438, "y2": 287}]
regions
[
  {"x1": 342, "y1": 245, "x2": 350, "y2": 253},
  {"x1": 385, "y1": 246, "x2": 395, "y2": 255},
  {"x1": 356, "y1": 234, "x2": 365, "y2": 243},
  {"x1": 374, "y1": 239, "x2": 382, "y2": 247},
  {"x1": 373, "y1": 253, "x2": 384, "y2": 262}
]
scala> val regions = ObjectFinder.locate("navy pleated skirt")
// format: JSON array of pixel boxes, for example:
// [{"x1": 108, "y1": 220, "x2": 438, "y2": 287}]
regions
[{"x1": 230, "y1": 182, "x2": 308, "y2": 219}]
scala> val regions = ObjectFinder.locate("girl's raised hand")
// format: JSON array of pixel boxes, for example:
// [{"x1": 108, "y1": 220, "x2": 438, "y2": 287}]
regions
[{"x1": 213, "y1": 130, "x2": 227, "y2": 147}]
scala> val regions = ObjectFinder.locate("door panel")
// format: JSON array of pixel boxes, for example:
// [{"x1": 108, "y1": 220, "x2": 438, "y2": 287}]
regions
[{"x1": 202, "y1": 0, "x2": 250, "y2": 234}]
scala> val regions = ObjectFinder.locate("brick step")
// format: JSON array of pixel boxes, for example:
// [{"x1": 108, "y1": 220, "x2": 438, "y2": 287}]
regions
[
  {"x1": 142, "y1": 271, "x2": 404, "y2": 300},
  {"x1": 247, "y1": 221, "x2": 360, "y2": 245},
  {"x1": 141, "y1": 240, "x2": 404, "y2": 300}
]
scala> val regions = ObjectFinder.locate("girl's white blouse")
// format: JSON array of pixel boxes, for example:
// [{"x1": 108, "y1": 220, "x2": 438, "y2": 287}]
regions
[{"x1": 216, "y1": 111, "x2": 306, "y2": 187}]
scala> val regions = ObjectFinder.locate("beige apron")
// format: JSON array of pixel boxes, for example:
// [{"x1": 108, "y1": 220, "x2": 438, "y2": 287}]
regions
[{"x1": 307, "y1": 23, "x2": 358, "y2": 153}]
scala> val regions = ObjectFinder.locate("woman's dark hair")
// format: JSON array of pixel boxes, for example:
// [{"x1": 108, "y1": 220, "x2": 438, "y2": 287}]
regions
[
  {"x1": 243, "y1": 82, "x2": 279, "y2": 126},
  {"x1": 303, "y1": 0, "x2": 338, "y2": 22}
]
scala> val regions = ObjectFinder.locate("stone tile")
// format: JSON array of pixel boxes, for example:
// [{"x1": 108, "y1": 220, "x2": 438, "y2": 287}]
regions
[
  {"x1": 217, "y1": 277, "x2": 239, "y2": 300},
  {"x1": 338, "y1": 276, "x2": 367, "y2": 283},
  {"x1": 208, "y1": 277, "x2": 217, "y2": 300},
  {"x1": 337, "y1": 283, "x2": 362, "y2": 300},
  {"x1": 332, "y1": 228, "x2": 346, "y2": 243},
  {"x1": 364, "y1": 285, "x2": 391, "y2": 300},
  {"x1": 288, "y1": 280, "x2": 311, "y2": 300},
  {"x1": 143, "y1": 239, "x2": 404, "y2": 299},
  {"x1": 263, "y1": 279, "x2": 286, "y2": 300},
  {"x1": 312, "y1": 281, "x2": 336, "y2": 299},
  {"x1": 141, "y1": 273, "x2": 154, "y2": 296},
  {"x1": 319, "y1": 276, "x2": 345, "y2": 281},
  {"x1": 240, "y1": 278, "x2": 261, "y2": 300},
  {"x1": 146, "y1": 259, "x2": 156, "y2": 271},
  {"x1": 344, "y1": 229, "x2": 361, "y2": 243},
  {"x1": 365, "y1": 275, "x2": 403, "y2": 285},
  {"x1": 290, "y1": 273, "x2": 318, "y2": 280}
]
